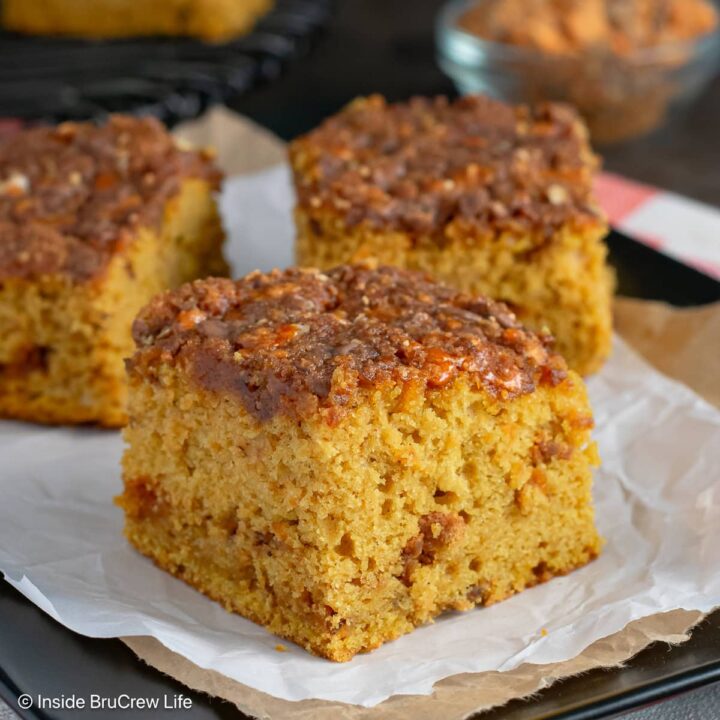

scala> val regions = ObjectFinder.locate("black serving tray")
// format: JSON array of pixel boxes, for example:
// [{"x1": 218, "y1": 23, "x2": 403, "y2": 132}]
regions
[
  {"x1": 0, "y1": 0, "x2": 332, "y2": 125},
  {"x1": 1, "y1": 230, "x2": 719, "y2": 719}
]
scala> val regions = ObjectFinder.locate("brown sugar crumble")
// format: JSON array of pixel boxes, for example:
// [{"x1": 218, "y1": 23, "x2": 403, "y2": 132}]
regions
[
  {"x1": 0, "y1": 115, "x2": 220, "y2": 282},
  {"x1": 129, "y1": 265, "x2": 567, "y2": 422},
  {"x1": 290, "y1": 95, "x2": 601, "y2": 242},
  {"x1": 458, "y1": 0, "x2": 718, "y2": 57},
  {"x1": 400, "y1": 511, "x2": 467, "y2": 585}
]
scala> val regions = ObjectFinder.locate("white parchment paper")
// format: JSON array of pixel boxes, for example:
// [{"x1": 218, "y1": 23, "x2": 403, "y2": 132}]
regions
[{"x1": 1, "y1": 166, "x2": 719, "y2": 707}]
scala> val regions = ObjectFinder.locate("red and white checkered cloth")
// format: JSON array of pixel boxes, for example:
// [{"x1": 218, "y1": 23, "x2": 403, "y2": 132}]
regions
[{"x1": 595, "y1": 172, "x2": 720, "y2": 280}]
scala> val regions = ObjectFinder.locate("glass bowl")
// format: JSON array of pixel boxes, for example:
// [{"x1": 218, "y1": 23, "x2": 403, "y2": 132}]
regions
[{"x1": 436, "y1": 0, "x2": 720, "y2": 144}]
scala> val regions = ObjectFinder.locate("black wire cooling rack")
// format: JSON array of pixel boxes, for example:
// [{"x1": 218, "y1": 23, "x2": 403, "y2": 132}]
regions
[{"x1": 0, "y1": 0, "x2": 332, "y2": 125}]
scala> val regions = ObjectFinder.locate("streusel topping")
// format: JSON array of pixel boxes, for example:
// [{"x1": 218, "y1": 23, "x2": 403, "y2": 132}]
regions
[
  {"x1": 130, "y1": 265, "x2": 567, "y2": 421},
  {"x1": 289, "y1": 95, "x2": 603, "y2": 241},
  {"x1": 0, "y1": 116, "x2": 220, "y2": 281}
]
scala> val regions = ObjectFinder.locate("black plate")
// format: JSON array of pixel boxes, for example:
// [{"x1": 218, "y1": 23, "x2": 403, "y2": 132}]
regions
[
  {"x1": 0, "y1": 0, "x2": 332, "y2": 125},
  {"x1": 0, "y1": 230, "x2": 719, "y2": 719}
]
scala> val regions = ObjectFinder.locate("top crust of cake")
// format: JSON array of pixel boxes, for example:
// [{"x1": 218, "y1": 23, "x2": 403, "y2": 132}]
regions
[
  {"x1": 129, "y1": 265, "x2": 567, "y2": 422},
  {"x1": 290, "y1": 95, "x2": 603, "y2": 239},
  {"x1": 0, "y1": 116, "x2": 220, "y2": 282}
]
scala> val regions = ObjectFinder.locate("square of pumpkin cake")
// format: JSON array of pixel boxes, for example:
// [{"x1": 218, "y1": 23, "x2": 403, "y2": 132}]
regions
[
  {"x1": 0, "y1": 115, "x2": 227, "y2": 426},
  {"x1": 118, "y1": 264, "x2": 601, "y2": 661},
  {"x1": 290, "y1": 94, "x2": 614, "y2": 375},
  {"x1": 3, "y1": 0, "x2": 273, "y2": 42}
]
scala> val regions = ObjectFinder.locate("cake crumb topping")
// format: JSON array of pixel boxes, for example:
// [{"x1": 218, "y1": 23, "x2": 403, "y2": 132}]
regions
[
  {"x1": 290, "y1": 95, "x2": 602, "y2": 240},
  {"x1": 0, "y1": 116, "x2": 220, "y2": 282},
  {"x1": 130, "y1": 265, "x2": 567, "y2": 422}
]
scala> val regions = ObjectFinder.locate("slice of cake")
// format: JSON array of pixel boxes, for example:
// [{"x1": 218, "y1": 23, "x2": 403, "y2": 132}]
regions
[
  {"x1": 0, "y1": 116, "x2": 227, "y2": 426},
  {"x1": 290, "y1": 95, "x2": 614, "y2": 375},
  {"x1": 3, "y1": 0, "x2": 273, "y2": 42},
  {"x1": 118, "y1": 264, "x2": 602, "y2": 662}
]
